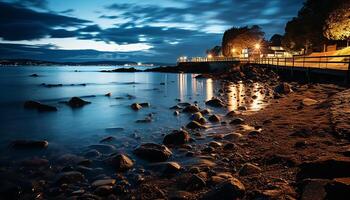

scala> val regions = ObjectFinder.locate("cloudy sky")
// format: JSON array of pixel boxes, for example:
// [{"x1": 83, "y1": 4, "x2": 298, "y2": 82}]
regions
[{"x1": 0, "y1": 0, "x2": 304, "y2": 63}]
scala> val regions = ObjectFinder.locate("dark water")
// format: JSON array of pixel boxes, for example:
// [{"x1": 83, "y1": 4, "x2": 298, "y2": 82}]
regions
[{"x1": 0, "y1": 66, "x2": 267, "y2": 158}]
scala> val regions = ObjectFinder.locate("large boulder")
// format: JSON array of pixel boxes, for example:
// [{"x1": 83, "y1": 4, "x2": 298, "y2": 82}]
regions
[
  {"x1": 11, "y1": 140, "x2": 48, "y2": 149},
  {"x1": 24, "y1": 101, "x2": 57, "y2": 112},
  {"x1": 163, "y1": 130, "x2": 190, "y2": 145},
  {"x1": 274, "y1": 83, "x2": 292, "y2": 95},
  {"x1": 133, "y1": 143, "x2": 172, "y2": 162},
  {"x1": 105, "y1": 154, "x2": 134, "y2": 171},
  {"x1": 201, "y1": 178, "x2": 245, "y2": 200},
  {"x1": 67, "y1": 97, "x2": 91, "y2": 108},
  {"x1": 205, "y1": 98, "x2": 224, "y2": 107}
]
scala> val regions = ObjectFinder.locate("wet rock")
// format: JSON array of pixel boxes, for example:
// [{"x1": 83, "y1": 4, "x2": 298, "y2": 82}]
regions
[
  {"x1": 302, "y1": 98, "x2": 318, "y2": 106},
  {"x1": 0, "y1": 181, "x2": 21, "y2": 200},
  {"x1": 191, "y1": 112, "x2": 203, "y2": 122},
  {"x1": 237, "y1": 106, "x2": 247, "y2": 111},
  {"x1": 298, "y1": 158, "x2": 350, "y2": 180},
  {"x1": 183, "y1": 105, "x2": 200, "y2": 113},
  {"x1": 94, "y1": 185, "x2": 113, "y2": 196},
  {"x1": 186, "y1": 121, "x2": 206, "y2": 129},
  {"x1": 208, "y1": 141, "x2": 222, "y2": 148},
  {"x1": 223, "y1": 133, "x2": 243, "y2": 140},
  {"x1": 208, "y1": 115, "x2": 220, "y2": 123},
  {"x1": 133, "y1": 143, "x2": 172, "y2": 162},
  {"x1": 326, "y1": 177, "x2": 350, "y2": 199},
  {"x1": 178, "y1": 102, "x2": 191, "y2": 107},
  {"x1": 67, "y1": 97, "x2": 91, "y2": 108},
  {"x1": 88, "y1": 144, "x2": 116, "y2": 154},
  {"x1": 205, "y1": 98, "x2": 224, "y2": 107},
  {"x1": 55, "y1": 171, "x2": 85, "y2": 184},
  {"x1": 201, "y1": 178, "x2": 245, "y2": 200},
  {"x1": 200, "y1": 109, "x2": 210, "y2": 115},
  {"x1": 136, "y1": 184, "x2": 166, "y2": 200},
  {"x1": 226, "y1": 111, "x2": 237, "y2": 118},
  {"x1": 239, "y1": 163, "x2": 262, "y2": 176},
  {"x1": 163, "y1": 130, "x2": 190, "y2": 145},
  {"x1": 223, "y1": 143, "x2": 237, "y2": 150},
  {"x1": 163, "y1": 162, "x2": 182, "y2": 174},
  {"x1": 131, "y1": 103, "x2": 142, "y2": 110},
  {"x1": 174, "y1": 110, "x2": 180, "y2": 116},
  {"x1": 29, "y1": 73, "x2": 39, "y2": 77},
  {"x1": 229, "y1": 118, "x2": 245, "y2": 125},
  {"x1": 100, "y1": 136, "x2": 116, "y2": 143},
  {"x1": 11, "y1": 140, "x2": 48, "y2": 149},
  {"x1": 92, "y1": 179, "x2": 116, "y2": 187},
  {"x1": 186, "y1": 174, "x2": 206, "y2": 191},
  {"x1": 139, "y1": 102, "x2": 150, "y2": 107},
  {"x1": 170, "y1": 105, "x2": 182, "y2": 109},
  {"x1": 274, "y1": 83, "x2": 292, "y2": 95},
  {"x1": 105, "y1": 93, "x2": 112, "y2": 97},
  {"x1": 198, "y1": 117, "x2": 207, "y2": 125},
  {"x1": 24, "y1": 101, "x2": 57, "y2": 112},
  {"x1": 105, "y1": 154, "x2": 134, "y2": 171}
]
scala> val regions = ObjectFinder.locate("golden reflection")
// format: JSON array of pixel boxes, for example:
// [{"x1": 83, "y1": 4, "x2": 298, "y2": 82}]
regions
[
  {"x1": 226, "y1": 83, "x2": 265, "y2": 112},
  {"x1": 178, "y1": 73, "x2": 187, "y2": 101},
  {"x1": 205, "y1": 78, "x2": 214, "y2": 101}
]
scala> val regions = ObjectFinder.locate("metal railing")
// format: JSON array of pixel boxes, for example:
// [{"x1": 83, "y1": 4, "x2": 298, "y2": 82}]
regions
[{"x1": 178, "y1": 55, "x2": 350, "y2": 71}]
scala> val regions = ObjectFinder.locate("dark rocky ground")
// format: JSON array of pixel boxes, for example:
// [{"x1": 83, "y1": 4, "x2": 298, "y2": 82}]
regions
[{"x1": 1, "y1": 64, "x2": 350, "y2": 199}]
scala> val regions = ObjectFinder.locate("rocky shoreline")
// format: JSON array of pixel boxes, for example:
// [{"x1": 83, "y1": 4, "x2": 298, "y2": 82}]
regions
[{"x1": 1, "y1": 65, "x2": 350, "y2": 199}]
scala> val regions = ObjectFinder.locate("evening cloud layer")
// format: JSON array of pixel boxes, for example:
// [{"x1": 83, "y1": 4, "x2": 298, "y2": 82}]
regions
[{"x1": 0, "y1": 0, "x2": 304, "y2": 63}]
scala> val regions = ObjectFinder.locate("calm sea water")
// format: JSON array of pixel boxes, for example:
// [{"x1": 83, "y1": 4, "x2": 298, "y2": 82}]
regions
[{"x1": 0, "y1": 66, "x2": 266, "y2": 158}]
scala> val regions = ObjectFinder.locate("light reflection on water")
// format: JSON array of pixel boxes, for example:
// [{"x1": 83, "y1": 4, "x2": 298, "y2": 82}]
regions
[{"x1": 0, "y1": 66, "x2": 268, "y2": 155}]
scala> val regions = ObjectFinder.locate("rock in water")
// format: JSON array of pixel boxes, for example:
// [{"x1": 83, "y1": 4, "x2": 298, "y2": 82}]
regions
[
  {"x1": 163, "y1": 162, "x2": 182, "y2": 174},
  {"x1": 274, "y1": 83, "x2": 292, "y2": 95},
  {"x1": 11, "y1": 140, "x2": 48, "y2": 149},
  {"x1": 208, "y1": 115, "x2": 220, "y2": 122},
  {"x1": 29, "y1": 73, "x2": 39, "y2": 77},
  {"x1": 67, "y1": 97, "x2": 91, "y2": 108},
  {"x1": 163, "y1": 130, "x2": 191, "y2": 145},
  {"x1": 133, "y1": 143, "x2": 172, "y2": 162},
  {"x1": 183, "y1": 105, "x2": 200, "y2": 113},
  {"x1": 139, "y1": 102, "x2": 150, "y2": 107},
  {"x1": 229, "y1": 118, "x2": 245, "y2": 125},
  {"x1": 105, "y1": 154, "x2": 134, "y2": 171},
  {"x1": 205, "y1": 98, "x2": 224, "y2": 107},
  {"x1": 131, "y1": 103, "x2": 142, "y2": 110},
  {"x1": 201, "y1": 178, "x2": 245, "y2": 200},
  {"x1": 55, "y1": 171, "x2": 85, "y2": 184},
  {"x1": 24, "y1": 101, "x2": 57, "y2": 112},
  {"x1": 191, "y1": 112, "x2": 203, "y2": 122},
  {"x1": 186, "y1": 121, "x2": 206, "y2": 129}
]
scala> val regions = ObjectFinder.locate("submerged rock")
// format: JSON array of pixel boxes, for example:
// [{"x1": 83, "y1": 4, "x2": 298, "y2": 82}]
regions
[
  {"x1": 105, "y1": 154, "x2": 134, "y2": 171},
  {"x1": 11, "y1": 140, "x2": 48, "y2": 149},
  {"x1": 163, "y1": 130, "x2": 191, "y2": 145},
  {"x1": 133, "y1": 143, "x2": 172, "y2": 162},
  {"x1": 88, "y1": 144, "x2": 116, "y2": 154},
  {"x1": 206, "y1": 98, "x2": 224, "y2": 107},
  {"x1": 29, "y1": 73, "x2": 39, "y2": 77},
  {"x1": 201, "y1": 178, "x2": 245, "y2": 200},
  {"x1": 131, "y1": 103, "x2": 142, "y2": 110},
  {"x1": 67, "y1": 97, "x2": 91, "y2": 108},
  {"x1": 24, "y1": 101, "x2": 57, "y2": 112},
  {"x1": 55, "y1": 171, "x2": 85, "y2": 184}
]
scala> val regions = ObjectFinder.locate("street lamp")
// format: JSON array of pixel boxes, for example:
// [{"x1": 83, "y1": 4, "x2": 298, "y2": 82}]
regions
[
  {"x1": 207, "y1": 54, "x2": 213, "y2": 59},
  {"x1": 231, "y1": 48, "x2": 236, "y2": 57}
]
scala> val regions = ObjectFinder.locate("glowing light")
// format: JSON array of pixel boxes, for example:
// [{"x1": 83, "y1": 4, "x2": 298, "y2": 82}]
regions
[
  {"x1": 255, "y1": 44, "x2": 261, "y2": 49},
  {"x1": 231, "y1": 48, "x2": 236, "y2": 53},
  {"x1": 207, "y1": 54, "x2": 213, "y2": 59},
  {"x1": 137, "y1": 62, "x2": 142, "y2": 66}
]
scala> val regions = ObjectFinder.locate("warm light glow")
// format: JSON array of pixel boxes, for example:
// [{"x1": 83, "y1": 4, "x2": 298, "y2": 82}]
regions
[
  {"x1": 231, "y1": 48, "x2": 236, "y2": 53},
  {"x1": 255, "y1": 44, "x2": 260, "y2": 49},
  {"x1": 207, "y1": 54, "x2": 213, "y2": 59}
]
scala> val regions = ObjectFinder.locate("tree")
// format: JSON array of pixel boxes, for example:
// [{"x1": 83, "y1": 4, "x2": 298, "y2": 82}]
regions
[
  {"x1": 222, "y1": 25, "x2": 265, "y2": 57},
  {"x1": 269, "y1": 34, "x2": 283, "y2": 46},
  {"x1": 282, "y1": 0, "x2": 348, "y2": 53},
  {"x1": 206, "y1": 46, "x2": 222, "y2": 57},
  {"x1": 323, "y1": 1, "x2": 350, "y2": 46}
]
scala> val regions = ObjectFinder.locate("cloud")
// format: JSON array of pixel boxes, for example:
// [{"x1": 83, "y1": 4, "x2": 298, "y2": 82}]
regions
[{"x1": 0, "y1": 2, "x2": 90, "y2": 40}]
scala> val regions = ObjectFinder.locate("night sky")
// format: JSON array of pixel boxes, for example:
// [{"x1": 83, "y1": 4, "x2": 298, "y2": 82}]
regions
[{"x1": 0, "y1": 0, "x2": 304, "y2": 63}]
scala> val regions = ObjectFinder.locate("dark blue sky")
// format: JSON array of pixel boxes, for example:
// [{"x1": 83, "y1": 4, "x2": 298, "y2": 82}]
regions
[{"x1": 0, "y1": 0, "x2": 304, "y2": 63}]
